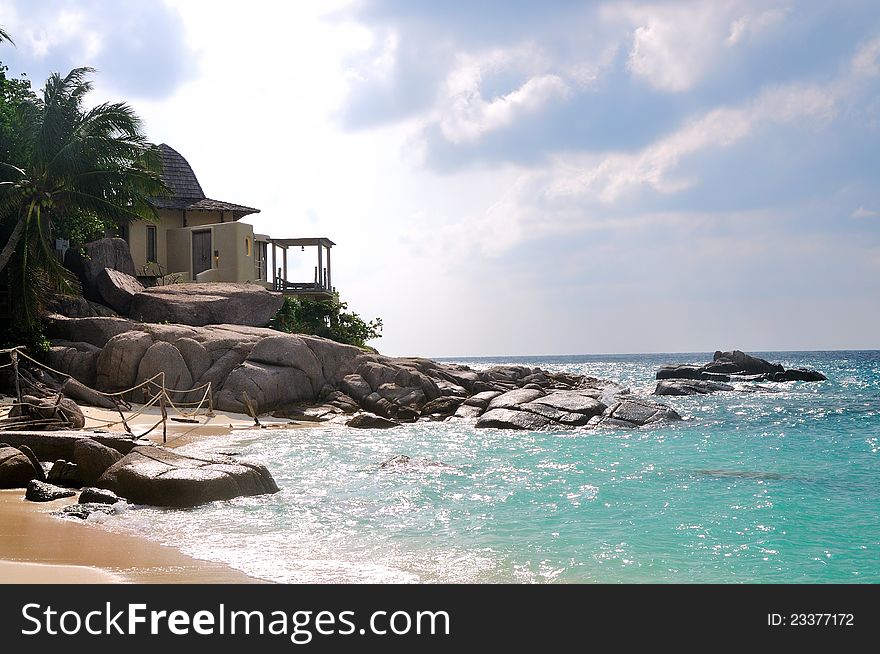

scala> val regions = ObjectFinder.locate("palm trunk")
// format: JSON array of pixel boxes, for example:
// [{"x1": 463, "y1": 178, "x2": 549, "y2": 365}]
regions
[{"x1": 0, "y1": 214, "x2": 27, "y2": 274}]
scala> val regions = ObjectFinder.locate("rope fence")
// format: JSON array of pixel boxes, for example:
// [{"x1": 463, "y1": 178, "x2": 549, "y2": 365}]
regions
[{"x1": 0, "y1": 346, "x2": 214, "y2": 443}]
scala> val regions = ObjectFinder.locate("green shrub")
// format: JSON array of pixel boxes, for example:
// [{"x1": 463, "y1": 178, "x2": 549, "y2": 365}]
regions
[{"x1": 269, "y1": 294, "x2": 382, "y2": 348}]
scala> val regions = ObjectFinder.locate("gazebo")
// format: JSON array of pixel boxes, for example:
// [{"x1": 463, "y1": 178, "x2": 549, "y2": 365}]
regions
[{"x1": 266, "y1": 237, "x2": 335, "y2": 298}]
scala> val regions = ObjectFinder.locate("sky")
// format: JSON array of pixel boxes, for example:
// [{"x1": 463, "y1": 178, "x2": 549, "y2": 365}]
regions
[{"x1": 1, "y1": 0, "x2": 879, "y2": 357}]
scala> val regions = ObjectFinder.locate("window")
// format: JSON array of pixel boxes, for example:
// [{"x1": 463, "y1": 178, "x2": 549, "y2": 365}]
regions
[
  {"x1": 245, "y1": 236, "x2": 252, "y2": 256},
  {"x1": 146, "y1": 225, "x2": 158, "y2": 263}
]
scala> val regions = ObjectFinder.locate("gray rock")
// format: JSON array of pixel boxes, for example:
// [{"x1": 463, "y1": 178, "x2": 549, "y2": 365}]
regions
[
  {"x1": 64, "y1": 237, "x2": 137, "y2": 302},
  {"x1": 57, "y1": 503, "x2": 118, "y2": 520},
  {"x1": 73, "y1": 439, "x2": 124, "y2": 486},
  {"x1": 0, "y1": 446, "x2": 41, "y2": 488},
  {"x1": 247, "y1": 335, "x2": 324, "y2": 382},
  {"x1": 96, "y1": 268, "x2": 145, "y2": 315},
  {"x1": 654, "y1": 380, "x2": 735, "y2": 396},
  {"x1": 95, "y1": 331, "x2": 154, "y2": 392},
  {"x1": 475, "y1": 408, "x2": 552, "y2": 431},
  {"x1": 712, "y1": 350, "x2": 783, "y2": 375},
  {"x1": 453, "y1": 404, "x2": 484, "y2": 419},
  {"x1": 526, "y1": 391, "x2": 606, "y2": 416},
  {"x1": 11, "y1": 394, "x2": 85, "y2": 429},
  {"x1": 463, "y1": 391, "x2": 503, "y2": 408},
  {"x1": 129, "y1": 283, "x2": 284, "y2": 327},
  {"x1": 656, "y1": 365, "x2": 704, "y2": 380},
  {"x1": 604, "y1": 399, "x2": 682, "y2": 426},
  {"x1": 46, "y1": 341, "x2": 102, "y2": 387},
  {"x1": 46, "y1": 316, "x2": 137, "y2": 349},
  {"x1": 45, "y1": 295, "x2": 117, "y2": 318},
  {"x1": 377, "y1": 384, "x2": 427, "y2": 410},
  {"x1": 214, "y1": 361, "x2": 315, "y2": 414},
  {"x1": 175, "y1": 338, "x2": 213, "y2": 382},
  {"x1": 339, "y1": 374, "x2": 372, "y2": 401},
  {"x1": 346, "y1": 412, "x2": 400, "y2": 429},
  {"x1": 47, "y1": 460, "x2": 80, "y2": 487},
  {"x1": 0, "y1": 432, "x2": 139, "y2": 462},
  {"x1": 96, "y1": 446, "x2": 279, "y2": 507},
  {"x1": 62, "y1": 377, "x2": 116, "y2": 409},
  {"x1": 361, "y1": 392, "x2": 399, "y2": 419},
  {"x1": 379, "y1": 454, "x2": 410, "y2": 467},
  {"x1": 432, "y1": 379, "x2": 469, "y2": 397},
  {"x1": 487, "y1": 388, "x2": 546, "y2": 410},
  {"x1": 25, "y1": 480, "x2": 76, "y2": 502},
  {"x1": 421, "y1": 396, "x2": 464, "y2": 417},
  {"x1": 78, "y1": 487, "x2": 120, "y2": 504},
  {"x1": 135, "y1": 341, "x2": 194, "y2": 401},
  {"x1": 773, "y1": 368, "x2": 827, "y2": 382}
]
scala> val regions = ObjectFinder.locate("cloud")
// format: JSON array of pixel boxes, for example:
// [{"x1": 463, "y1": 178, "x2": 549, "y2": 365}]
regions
[
  {"x1": 851, "y1": 206, "x2": 879, "y2": 219},
  {"x1": 853, "y1": 35, "x2": 880, "y2": 77},
  {"x1": 0, "y1": 0, "x2": 195, "y2": 99}
]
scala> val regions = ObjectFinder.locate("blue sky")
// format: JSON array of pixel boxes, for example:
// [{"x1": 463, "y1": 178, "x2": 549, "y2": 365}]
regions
[{"x1": 2, "y1": 0, "x2": 879, "y2": 356}]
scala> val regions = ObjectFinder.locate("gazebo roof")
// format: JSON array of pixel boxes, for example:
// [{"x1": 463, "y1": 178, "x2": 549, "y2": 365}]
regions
[{"x1": 149, "y1": 144, "x2": 260, "y2": 218}]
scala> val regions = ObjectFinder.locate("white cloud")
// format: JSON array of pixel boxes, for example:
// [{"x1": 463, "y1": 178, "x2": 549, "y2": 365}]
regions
[
  {"x1": 851, "y1": 206, "x2": 879, "y2": 219},
  {"x1": 853, "y1": 35, "x2": 880, "y2": 77}
]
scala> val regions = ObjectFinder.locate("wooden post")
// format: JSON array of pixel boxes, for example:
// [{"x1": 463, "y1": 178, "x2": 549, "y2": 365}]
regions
[
  {"x1": 272, "y1": 242, "x2": 277, "y2": 288},
  {"x1": 317, "y1": 243, "x2": 323, "y2": 288},
  {"x1": 325, "y1": 244, "x2": 331, "y2": 291},
  {"x1": 10, "y1": 349, "x2": 22, "y2": 405},
  {"x1": 160, "y1": 391, "x2": 167, "y2": 444},
  {"x1": 282, "y1": 247, "x2": 288, "y2": 289}
]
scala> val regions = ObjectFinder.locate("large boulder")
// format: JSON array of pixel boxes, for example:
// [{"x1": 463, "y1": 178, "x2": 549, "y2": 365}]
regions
[
  {"x1": 487, "y1": 388, "x2": 546, "y2": 410},
  {"x1": 45, "y1": 295, "x2": 117, "y2": 319},
  {"x1": 346, "y1": 412, "x2": 399, "y2": 429},
  {"x1": 214, "y1": 361, "x2": 316, "y2": 414},
  {"x1": 46, "y1": 340, "x2": 101, "y2": 387},
  {"x1": 135, "y1": 341, "x2": 194, "y2": 400},
  {"x1": 25, "y1": 480, "x2": 76, "y2": 502},
  {"x1": 95, "y1": 331, "x2": 154, "y2": 391},
  {"x1": 64, "y1": 238, "x2": 137, "y2": 302},
  {"x1": 710, "y1": 350, "x2": 782, "y2": 375},
  {"x1": 96, "y1": 268, "x2": 145, "y2": 315},
  {"x1": 0, "y1": 445, "x2": 41, "y2": 488},
  {"x1": 174, "y1": 337, "x2": 213, "y2": 382},
  {"x1": 129, "y1": 283, "x2": 284, "y2": 327},
  {"x1": 600, "y1": 399, "x2": 682, "y2": 427},
  {"x1": 72, "y1": 439, "x2": 124, "y2": 486},
  {"x1": 773, "y1": 368, "x2": 827, "y2": 382},
  {"x1": 9, "y1": 394, "x2": 85, "y2": 429},
  {"x1": 475, "y1": 408, "x2": 551, "y2": 431},
  {"x1": 654, "y1": 380, "x2": 735, "y2": 396},
  {"x1": 96, "y1": 446, "x2": 279, "y2": 507}
]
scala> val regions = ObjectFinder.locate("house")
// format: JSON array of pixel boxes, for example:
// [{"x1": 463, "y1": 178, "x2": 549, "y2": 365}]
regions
[{"x1": 123, "y1": 143, "x2": 335, "y2": 298}]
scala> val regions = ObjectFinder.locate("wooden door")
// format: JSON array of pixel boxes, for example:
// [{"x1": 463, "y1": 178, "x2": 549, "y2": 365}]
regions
[{"x1": 192, "y1": 230, "x2": 212, "y2": 277}]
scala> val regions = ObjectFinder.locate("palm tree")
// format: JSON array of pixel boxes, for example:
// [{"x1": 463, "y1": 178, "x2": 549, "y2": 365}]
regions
[
  {"x1": 0, "y1": 66, "x2": 166, "y2": 330},
  {"x1": 0, "y1": 26, "x2": 12, "y2": 44}
]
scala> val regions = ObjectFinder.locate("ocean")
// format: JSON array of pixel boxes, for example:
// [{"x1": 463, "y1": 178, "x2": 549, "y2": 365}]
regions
[{"x1": 91, "y1": 351, "x2": 880, "y2": 583}]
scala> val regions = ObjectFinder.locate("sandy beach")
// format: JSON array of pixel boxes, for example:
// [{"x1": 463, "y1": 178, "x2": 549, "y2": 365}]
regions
[{"x1": 1, "y1": 400, "x2": 310, "y2": 584}]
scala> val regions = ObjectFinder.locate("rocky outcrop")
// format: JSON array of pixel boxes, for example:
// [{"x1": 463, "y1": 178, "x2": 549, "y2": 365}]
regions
[
  {"x1": 72, "y1": 439, "x2": 124, "y2": 486},
  {"x1": 96, "y1": 446, "x2": 280, "y2": 507},
  {"x1": 44, "y1": 315, "x2": 681, "y2": 432},
  {"x1": 129, "y1": 283, "x2": 284, "y2": 327},
  {"x1": 346, "y1": 412, "x2": 399, "y2": 429},
  {"x1": 25, "y1": 480, "x2": 76, "y2": 502},
  {"x1": 96, "y1": 268, "x2": 144, "y2": 315},
  {"x1": 657, "y1": 350, "x2": 826, "y2": 385},
  {"x1": 0, "y1": 445, "x2": 42, "y2": 488},
  {"x1": 64, "y1": 238, "x2": 137, "y2": 302},
  {"x1": 591, "y1": 399, "x2": 682, "y2": 428},
  {"x1": 78, "y1": 487, "x2": 120, "y2": 505},
  {"x1": 0, "y1": 432, "x2": 144, "y2": 462},
  {"x1": 655, "y1": 379, "x2": 735, "y2": 396},
  {"x1": 46, "y1": 295, "x2": 117, "y2": 319}
]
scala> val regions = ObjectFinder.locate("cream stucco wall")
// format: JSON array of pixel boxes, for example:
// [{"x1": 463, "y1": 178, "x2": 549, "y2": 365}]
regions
[{"x1": 164, "y1": 221, "x2": 256, "y2": 284}]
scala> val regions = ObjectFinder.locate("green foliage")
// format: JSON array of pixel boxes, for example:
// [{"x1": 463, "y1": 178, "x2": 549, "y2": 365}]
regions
[
  {"x1": 269, "y1": 294, "x2": 383, "y2": 348},
  {"x1": 0, "y1": 37, "x2": 168, "y2": 337}
]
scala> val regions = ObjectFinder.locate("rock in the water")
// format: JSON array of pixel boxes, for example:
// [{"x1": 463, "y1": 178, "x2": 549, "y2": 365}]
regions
[
  {"x1": 475, "y1": 408, "x2": 552, "y2": 431},
  {"x1": 379, "y1": 454, "x2": 411, "y2": 468},
  {"x1": 346, "y1": 412, "x2": 399, "y2": 429},
  {"x1": 96, "y1": 268, "x2": 145, "y2": 315},
  {"x1": 339, "y1": 374, "x2": 372, "y2": 402},
  {"x1": 64, "y1": 237, "x2": 137, "y2": 302},
  {"x1": 487, "y1": 388, "x2": 546, "y2": 410},
  {"x1": 711, "y1": 350, "x2": 782, "y2": 375},
  {"x1": 47, "y1": 460, "x2": 80, "y2": 487},
  {"x1": 96, "y1": 446, "x2": 279, "y2": 507},
  {"x1": 453, "y1": 404, "x2": 484, "y2": 419},
  {"x1": 526, "y1": 391, "x2": 606, "y2": 417},
  {"x1": 78, "y1": 487, "x2": 120, "y2": 505},
  {"x1": 654, "y1": 380, "x2": 735, "y2": 396},
  {"x1": 420, "y1": 396, "x2": 463, "y2": 417},
  {"x1": 602, "y1": 399, "x2": 682, "y2": 427},
  {"x1": 0, "y1": 446, "x2": 41, "y2": 488},
  {"x1": 57, "y1": 503, "x2": 119, "y2": 520},
  {"x1": 773, "y1": 368, "x2": 827, "y2": 382},
  {"x1": 25, "y1": 479, "x2": 76, "y2": 502},
  {"x1": 73, "y1": 439, "x2": 124, "y2": 486},
  {"x1": 129, "y1": 283, "x2": 284, "y2": 327}
]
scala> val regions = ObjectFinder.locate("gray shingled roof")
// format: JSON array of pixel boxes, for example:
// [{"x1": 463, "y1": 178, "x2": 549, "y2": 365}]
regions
[{"x1": 150, "y1": 144, "x2": 259, "y2": 218}]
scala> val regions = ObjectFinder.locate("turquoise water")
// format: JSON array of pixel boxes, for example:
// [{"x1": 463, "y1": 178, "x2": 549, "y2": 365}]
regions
[{"x1": 98, "y1": 351, "x2": 880, "y2": 583}]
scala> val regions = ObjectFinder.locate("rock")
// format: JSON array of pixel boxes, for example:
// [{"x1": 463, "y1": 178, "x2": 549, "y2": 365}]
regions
[
  {"x1": 96, "y1": 268, "x2": 145, "y2": 315},
  {"x1": 73, "y1": 439, "x2": 124, "y2": 486},
  {"x1": 432, "y1": 379, "x2": 468, "y2": 397},
  {"x1": 654, "y1": 380, "x2": 735, "y2": 396},
  {"x1": 475, "y1": 408, "x2": 552, "y2": 431},
  {"x1": 46, "y1": 316, "x2": 137, "y2": 349},
  {"x1": 376, "y1": 384, "x2": 427, "y2": 410},
  {"x1": 773, "y1": 368, "x2": 827, "y2": 382},
  {"x1": 0, "y1": 432, "x2": 140, "y2": 462},
  {"x1": 96, "y1": 446, "x2": 279, "y2": 508},
  {"x1": 453, "y1": 404, "x2": 484, "y2": 419},
  {"x1": 47, "y1": 460, "x2": 80, "y2": 487},
  {"x1": 214, "y1": 361, "x2": 315, "y2": 414},
  {"x1": 62, "y1": 377, "x2": 116, "y2": 409},
  {"x1": 135, "y1": 341, "x2": 194, "y2": 401},
  {"x1": 421, "y1": 396, "x2": 464, "y2": 417},
  {"x1": 526, "y1": 391, "x2": 606, "y2": 416},
  {"x1": 656, "y1": 365, "x2": 704, "y2": 380},
  {"x1": 463, "y1": 391, "x2": 503, "y2": 409},
  {"x1": 95, "y1": 331, "x2": 154, "y2": 392},
  {"x1": 711, "y1": 350, "x2": 783, "y2": 375},
  {"x1": 64, "y1": 237, "x2": 137, "y2": 302},
  {"x1": 339, "y1": 374, "x2": 372, "y2": 402},
  {"x1": 361, "y1": 392, "x2": 399, "y2": 419},
  {"x1": 602, "y1": 399, "x2": 682, "y2": 427},
  {"x1": 379, "y1": 454, "x2": 410, "y2": 468},
  {"x1": 57, "y1": 503, "x2": 118, "y2": 520},
  {"x1": 346, "y1": 413, "x2": 400, "y2": 429},
  {"x1": 174, "y1": 337, "x2": 213, "y2": 382},
  {"x1": 12, "y1": 394, "x2": 85, "y2": 429},
  {"x1": 46, "y1": 341, "x2": 102, "y2": 387},
  {"x1": 16, "y1": 445, "x2": 46, "y2": 482},
  {"x1": 247, "y1": 335, "x2": 323, "y2": 384},
  {"x1": 129, "y1": 283, "x2": 284, "y2": 327},
  {"x1": 0, "y1": 446, "x2": 41, "y2": 488},
  {"x1": 45, "y1": 294, "x2": 117, "y2": 318},
  {"x1": 25, "y1": 480, "x2": 76, "y2": 502},
  {"x1": 78, "y1": 487, "x2": 120, "y2": 504},
  {"x1": 487, "y1": 388, "x2": 546, "y2": 410}
]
